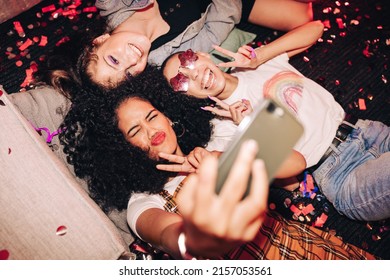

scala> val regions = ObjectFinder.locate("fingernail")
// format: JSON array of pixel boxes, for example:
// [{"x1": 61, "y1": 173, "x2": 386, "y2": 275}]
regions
[
  {"x1": 200, "y1": 107, "x2": 207, "y2": 110},
  {"x1": 250, "y1": 48, "x2": 256, "y2": 59}
]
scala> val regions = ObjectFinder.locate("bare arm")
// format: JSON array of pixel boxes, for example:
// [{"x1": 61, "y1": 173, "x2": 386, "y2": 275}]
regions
[
  {"x1": 135, "y1": 140, "x2": 269, "y2": 259},
  {"x1": 274, "y1": 150, "x2": 306, "y2": 179},
  {"x1": 215, "y1": 20, "x2": 324, "y2": 69}
]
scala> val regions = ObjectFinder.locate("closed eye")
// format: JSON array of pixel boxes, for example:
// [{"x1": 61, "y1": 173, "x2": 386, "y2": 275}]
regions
[
  {"x1": 129, "y1": 127, "x2": 140, "y2": 138},
  {"x1": 125, "y1": 70, "x2": 133, "y2": 80},
  {"x1": 148, "y1": 113, "x2": 158, "y2": 121},
  {"x1": 108, "y1": 55, "x2": 119, "y2": 65}
]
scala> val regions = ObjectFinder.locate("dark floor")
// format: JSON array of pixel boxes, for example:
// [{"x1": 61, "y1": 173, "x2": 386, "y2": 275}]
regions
[{"x1": 0, "y1": 0, "x2": 389, "y2": 259}]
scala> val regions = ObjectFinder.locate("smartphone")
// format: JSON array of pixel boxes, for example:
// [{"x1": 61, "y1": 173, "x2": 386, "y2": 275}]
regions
[{"x1": 215, "y1": 99, "x2": 304, "y2": 198}]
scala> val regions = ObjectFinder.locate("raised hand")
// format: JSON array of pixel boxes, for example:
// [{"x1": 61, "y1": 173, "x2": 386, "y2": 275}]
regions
[
  {"x1": 177, "y1": 140, "x2": 269, "y2": 258},
  {"x1": 156, "y1": 147, "x2": 214, "y2": 173},
  {"x1": 202, "y1": 96, "x2": 253, "y2": 125},
  {"x1": 212, "y1": 44, "x2": 264, "y2": 69}
]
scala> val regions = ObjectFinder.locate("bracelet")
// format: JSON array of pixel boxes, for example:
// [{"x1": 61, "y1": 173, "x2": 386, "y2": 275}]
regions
[{"x1": 177, "y1": 232, "x2": 197, "y2": 260}]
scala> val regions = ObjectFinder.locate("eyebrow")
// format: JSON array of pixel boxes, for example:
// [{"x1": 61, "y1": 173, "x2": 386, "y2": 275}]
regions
[{"x1": 126, "y1": 109, "x2": 157, "y2": 135}]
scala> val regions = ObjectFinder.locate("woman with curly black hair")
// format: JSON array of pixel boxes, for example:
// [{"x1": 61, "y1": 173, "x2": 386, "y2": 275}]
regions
[
  {"x1": 60, "y1": 65, "x2": 215, "y2": 212},
  {"x1": 59, "y1": 66, "x2": 375, "y2": 260}
]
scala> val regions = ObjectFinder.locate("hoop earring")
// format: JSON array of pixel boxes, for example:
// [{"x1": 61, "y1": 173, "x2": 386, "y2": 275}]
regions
[{"x1": 172, "y1": 121, "x2": 186, "y2": 138}]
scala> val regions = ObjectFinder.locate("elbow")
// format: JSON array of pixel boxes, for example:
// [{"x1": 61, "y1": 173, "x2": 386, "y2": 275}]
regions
[{"x1": 313, "y1": 20, "x2": 325, "y2": 38}]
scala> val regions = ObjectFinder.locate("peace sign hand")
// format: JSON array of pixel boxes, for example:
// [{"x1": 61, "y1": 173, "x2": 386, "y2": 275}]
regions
[{"x1": 202, "y1": 96, "x2": 253, "y2": 125}]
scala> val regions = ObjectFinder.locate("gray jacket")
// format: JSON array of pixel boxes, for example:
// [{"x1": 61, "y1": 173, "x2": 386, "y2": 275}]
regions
[{"x1": 95, "y1": 0, "x2": 242, "y2": 66}]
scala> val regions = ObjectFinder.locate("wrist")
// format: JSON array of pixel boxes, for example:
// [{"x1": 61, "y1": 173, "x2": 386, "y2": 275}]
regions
[{"x1": 177, "y1": 231, "x2": 197, "y2": 260}]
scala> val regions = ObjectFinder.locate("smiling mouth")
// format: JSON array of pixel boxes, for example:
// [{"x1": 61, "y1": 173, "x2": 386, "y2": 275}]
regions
[
  {"x1": 129, "y1": 44, "x2": 142, "y2": 58},
  {"x1": 201, "y1": 69, "x2": 214, "y2": 90}
]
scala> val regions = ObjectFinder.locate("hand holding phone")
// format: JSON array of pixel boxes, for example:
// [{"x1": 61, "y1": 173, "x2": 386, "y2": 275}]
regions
[{"x1": 215, "y1": 99, "x2": 304, "y2": 198}]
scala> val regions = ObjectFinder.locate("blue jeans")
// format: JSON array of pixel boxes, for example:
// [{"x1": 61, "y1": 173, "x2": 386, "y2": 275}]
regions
[{"x1": 312, "y1": 119, "x2": 390, "y2": 221}]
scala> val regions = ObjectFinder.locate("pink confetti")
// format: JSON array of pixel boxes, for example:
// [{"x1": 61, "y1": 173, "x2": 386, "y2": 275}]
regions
[
  {"x1": 358, "y1": 98, "x2": 367, "y2": 110},
  {"x1": 303, "y1": 56, "x2": 310, "y2": 62}
]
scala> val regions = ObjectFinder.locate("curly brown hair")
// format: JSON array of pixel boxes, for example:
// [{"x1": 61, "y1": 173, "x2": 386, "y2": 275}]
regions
[{"x1": 60, "y1": 66, "x2": 214, "y2": 212}]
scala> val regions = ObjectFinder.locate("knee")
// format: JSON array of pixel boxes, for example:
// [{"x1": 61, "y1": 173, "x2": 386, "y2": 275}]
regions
[{"x1": 289, "y1": 3, "x2": 314, "y2": 29}]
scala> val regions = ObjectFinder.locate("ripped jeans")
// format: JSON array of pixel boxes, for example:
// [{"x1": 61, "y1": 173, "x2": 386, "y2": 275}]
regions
[{"x1": 312, "y1": 119, "x2": 390, "y2": 221}]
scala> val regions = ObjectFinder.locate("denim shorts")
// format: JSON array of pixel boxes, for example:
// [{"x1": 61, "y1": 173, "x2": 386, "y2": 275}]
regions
[{"x1": 312, "y1": 119, "x2": 390, "y2": 221}]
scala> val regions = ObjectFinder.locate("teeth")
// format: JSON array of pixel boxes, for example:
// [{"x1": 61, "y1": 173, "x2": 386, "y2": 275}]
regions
[
  {"x1": 202, "y1": 70, "x2": 214, "y2": 89},
  {"x1": 129, "y1": 44, "x2": 142, "y2": 57}
]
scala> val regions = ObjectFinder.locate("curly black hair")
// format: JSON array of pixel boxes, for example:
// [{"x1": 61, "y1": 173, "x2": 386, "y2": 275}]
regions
[{"x1": 60, "y1": 66, "x2": 214, "y2": 212}]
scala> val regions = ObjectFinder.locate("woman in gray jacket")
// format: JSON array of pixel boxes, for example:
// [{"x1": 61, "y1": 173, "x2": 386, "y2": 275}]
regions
[{"x1": 37, "y1": 0, "x2": 314, "y2": 97}]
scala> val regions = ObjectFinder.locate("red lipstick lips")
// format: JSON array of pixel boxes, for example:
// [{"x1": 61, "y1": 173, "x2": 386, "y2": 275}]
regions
[{"x1": 151, "y1": 131, "x2": 166, "y2": 146}]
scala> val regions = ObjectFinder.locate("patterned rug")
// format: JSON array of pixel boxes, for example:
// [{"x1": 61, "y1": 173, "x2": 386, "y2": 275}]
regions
[{"x1": 0, "y1": 0, "x2": 389, "y2": 259}]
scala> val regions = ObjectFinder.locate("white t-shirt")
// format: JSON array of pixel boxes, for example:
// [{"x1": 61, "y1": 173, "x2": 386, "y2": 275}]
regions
[
  {"x1": 207, "y1": 53, "x2": 345, "y2": 168},
  {"x1": 127, "y1": 175, "x2": 187, "y2": 239},
  {"x1": 127, "y1": 53, "x2": 345, "y2": 239}
]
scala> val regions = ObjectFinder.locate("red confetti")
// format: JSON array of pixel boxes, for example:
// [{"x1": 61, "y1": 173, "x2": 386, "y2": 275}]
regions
[
  {"x1": 302, "y1": 204, "x2": 315, "y2": 216},
  {"x1": 62, "y1": 9, "x2": 78, "y2": 17},
  {"x1": 56, "y1": 225, "x2": 68, "y2": 236},
  {"x1": 13, "y1": 21, "x2": 25, "y2": 37},
  {"x1": 42, "y1": 4, "x2": 56, "y2": 13},
  {"x1": 336, "y1": 18, "x2": 344, "y2": 29},
  {"x1": 15, "y1": 60, "x2": 23, "y2": 67},
  {"x1": 314, "y1": 213, "x2": 328, "y2": 227},
  {"x1": 290, "y1": 204, "x2": 302, "y2": 215},
  {"x1": 20, "y1": 68, "x2": 34, "y2": 88},
  {"x1": 83, "y1": 7, "x2": 98, "y2": 13},
  {"x1": 0, "y1": 89, "x2": 3, "y2": 96},
  {"x1": 39, "y1": 35, "x2": 48, "y2": 47},
  {"x1": 358, "y1": 98, "x2": 367, "y2": 110},
  {"x1": 0, "y1": 249, "x2": 10, "y2": 260},
  {"x1": 18, "y1": 38, "x2": 33, "y2": 51},
  {"x1": 362, "y1": 46, "x2": 373, "y2": 58},
  {"x1": 52, "y1": 8, "x2": 64, "y2": 19},
  {"x1": 56, "y1": 36, "x2": 70, "y2": 47},
  {"x1": 322, "y1": 19, "x2": 331, "y2": 29},
  {"x1": 69, "y1": 0, "x2": 82, "y2": 9}
]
